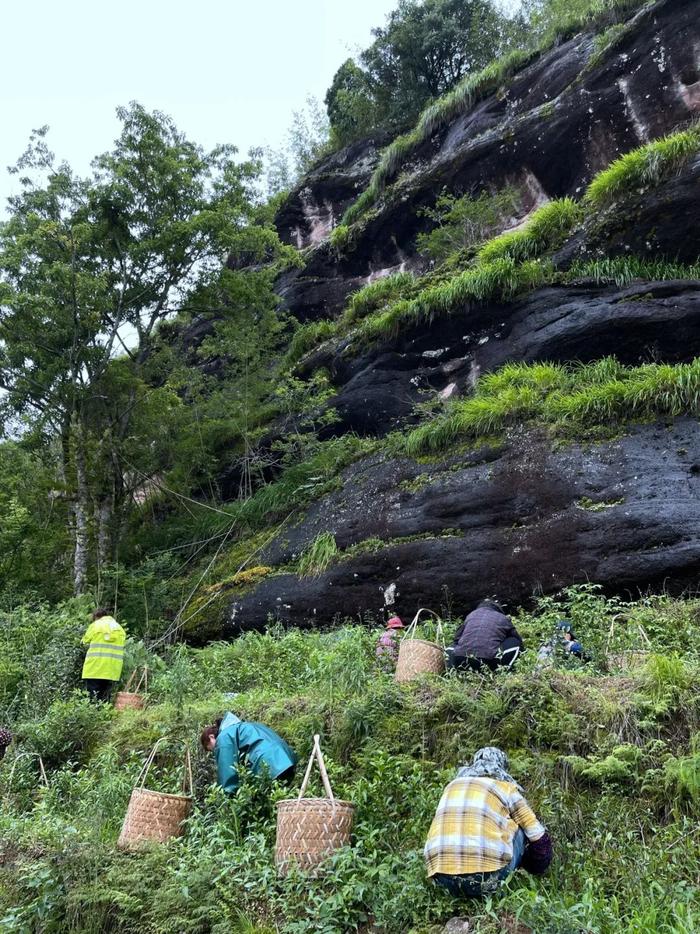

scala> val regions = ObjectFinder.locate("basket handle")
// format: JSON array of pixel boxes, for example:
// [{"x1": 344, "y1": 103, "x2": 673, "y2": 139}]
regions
[
  {"x1": 123, "y1": 666, "x2": 148, "y2": 694},
  {"x1": 298, "y1": 734, "x2": 335, "y2": 803},
  {"x1": 405, "y1": 608, "x2": 444, "y2": 645},
  {"x1": 4, "y1": 752, "x2": 50, "y2": 791},
  {"x1": 182, "y1": 747, "x2": 193, "y2": 796},
  {"x1": 136, "y1": 739, "x2": 193, "y2": 796}
]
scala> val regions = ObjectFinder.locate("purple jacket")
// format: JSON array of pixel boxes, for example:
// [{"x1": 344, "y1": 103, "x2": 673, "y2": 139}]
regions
[{"x1": 452, "y1": 607, "x2": 523, "y2": 659}]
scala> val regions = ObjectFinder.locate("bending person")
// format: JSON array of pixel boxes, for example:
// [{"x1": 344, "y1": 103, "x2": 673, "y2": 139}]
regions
[
  {"x1": 201, "y1": 712, "x2": 297, "y2": 795},
  {"x1": 424, "y1": 746, "x2": 552, "y2": 898},
  {"x1": 448, "y1": 599, "x2": 523, "y2": 673},
  {"x1": 81, "y1": 608, "x2": 126, "y2": 703}
]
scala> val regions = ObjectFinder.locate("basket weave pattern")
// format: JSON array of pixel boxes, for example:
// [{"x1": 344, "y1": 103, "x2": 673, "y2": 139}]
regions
[
  {"x1": 118, "y1": 787, "x2": 191, "y2": 849},
  {"x1": 276, "y1": 797, "x2": 355, "y2": 875},
  {"x1": 117, "y1": 740, "x2": 193, "y2": 851},
  {"x1": 395, "y1": 638, "x2": 444, "y2": 682},
  {"x1": 114, "y1": 667, "x2": 148, "y2": 711},
  {"x1": 275, "y1": 734, "x2": 354, "y2": 876},
  {"x1": 114, "y1": 691, "x2": 145, "y2": 711}
]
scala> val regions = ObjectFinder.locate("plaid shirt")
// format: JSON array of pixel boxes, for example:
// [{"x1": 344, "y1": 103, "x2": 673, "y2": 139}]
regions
[{"x1": 424, "y1": 776, "x2": 545, "y2": 876}]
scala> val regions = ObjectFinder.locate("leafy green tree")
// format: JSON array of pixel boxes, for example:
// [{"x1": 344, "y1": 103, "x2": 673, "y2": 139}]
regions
[
  {"x1": 325, "y1": 60, "x2": 380, "y2": 147},
  {"x1": 0, "y1": 103, "x2": 291, "y2": 594},
  {"x1": 359, "y1": 0, "x2": 510, "y2": 131}
]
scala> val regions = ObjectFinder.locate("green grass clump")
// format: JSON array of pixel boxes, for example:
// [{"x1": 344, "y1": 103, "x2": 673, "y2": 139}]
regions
[
  {"x1": 585, "y1": 126, "x2": 700, "y2": 208},
  {"x1": 476, "y1": 198, "x2": 583, "y2": 265},
  {"x1": 297, "y1": 531, "x2": 338, "y2": 577},
  {"x1": 568, "y1": 256, "x2": 700, "y2": 287},
  {"x1": 344, "y1": 272, "x2": 416, "y2": 325},
  {"x1": 340, "y1": 50, "x2": 532, "y2": 227},
  {"x1": 404, "y1": 357, "x2": 700, "y2": 455},
  {"x1": 356, "y1": 258, "x2": 552, "y2": 345},
  {"x1": 286, "y1": 319, "x2": 338, "y2": 366}
]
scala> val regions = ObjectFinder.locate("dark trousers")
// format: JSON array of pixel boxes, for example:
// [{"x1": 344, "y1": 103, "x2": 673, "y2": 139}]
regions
[
  {"x1": 447, "y1": 636, "x2": 522, "y2": 673},
  {"x1": 84, "y1": 679, "x2": 114, "y2": 703},
  {"x1": 433, "y1": 829, "x2": 527, "y2": 898}
]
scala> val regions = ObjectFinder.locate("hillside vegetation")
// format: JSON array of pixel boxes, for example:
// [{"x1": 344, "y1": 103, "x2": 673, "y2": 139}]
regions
[{"x1": 2, "y1": 587, "x2": 700, "y2": 933}]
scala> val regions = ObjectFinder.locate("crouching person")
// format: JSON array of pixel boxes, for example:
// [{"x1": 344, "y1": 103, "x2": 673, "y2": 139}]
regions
[
  {"x1": 424, "y1": 747, "x2": 552, "y2": 898},
  {"x1": 201, "y1": 712, "x2": 297, "y2": 795}
]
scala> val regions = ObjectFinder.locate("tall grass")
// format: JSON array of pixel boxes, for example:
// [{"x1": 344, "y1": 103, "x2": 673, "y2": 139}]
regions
[
  {"x1": 356, "y1": 259, "x2": 552, "y2": 344},
  {"x1": 344, "y1": 272, "x2": 416, "y2": 325},
  {"x1": 476, "y1": 198, "x2": 583, "y2": 265},
  {"x1": 568, "y1": 257, "x2": 700, "y2": 287},
  {"x1": 297, "y1": 531, "x2": 338, "y2": 577},
  {"x1": 404, "y1": 357, "x2": 700, "y2": 455},
  {"x1": 585, "y1": 126, "x2": 700, "y2": 208},
  {"x1": 286, "y1": 319, "x2": 337, "y2": 366}
]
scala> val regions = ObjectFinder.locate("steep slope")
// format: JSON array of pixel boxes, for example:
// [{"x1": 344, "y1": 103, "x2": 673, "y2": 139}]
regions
[{"x1": 193, "y1": 0, "x2": 700, "y2": 636}]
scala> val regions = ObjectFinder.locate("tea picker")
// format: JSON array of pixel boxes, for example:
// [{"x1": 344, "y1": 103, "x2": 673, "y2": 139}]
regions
[
  {"x1": 447, "y1": 598, "x2": 523, "y2": 673},
  {"x1": 81, "y1": 607, "x2": 127, "y2": 703},
  {"x1": 200, "y1": 712, "x2": 297, "y2": 795}
]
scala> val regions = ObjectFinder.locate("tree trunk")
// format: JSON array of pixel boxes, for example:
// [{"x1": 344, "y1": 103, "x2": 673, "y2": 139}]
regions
[{"x1": 72, "y1": 422, "x2": 90, "y2": 595}]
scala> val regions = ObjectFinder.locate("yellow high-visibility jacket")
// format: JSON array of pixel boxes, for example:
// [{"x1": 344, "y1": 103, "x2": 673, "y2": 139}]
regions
[{"x1": 81, "y1": 616, "x2": 126, "y2": 681}]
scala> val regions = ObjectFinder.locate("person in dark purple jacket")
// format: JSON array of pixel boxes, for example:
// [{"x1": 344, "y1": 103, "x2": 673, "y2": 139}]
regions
[{"x1": 447, "y1": 599, "x2": 524, "y2": 673}]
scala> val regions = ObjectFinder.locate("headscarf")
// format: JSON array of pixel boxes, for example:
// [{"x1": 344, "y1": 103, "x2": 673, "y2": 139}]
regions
[{"x1": 457, "y1": 746, "x2": 522, "y2": 790}]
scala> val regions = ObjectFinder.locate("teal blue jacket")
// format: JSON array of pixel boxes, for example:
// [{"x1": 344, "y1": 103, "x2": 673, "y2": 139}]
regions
[{"x1": 214, "y1": 713, "x2": 297, "y2": 795}]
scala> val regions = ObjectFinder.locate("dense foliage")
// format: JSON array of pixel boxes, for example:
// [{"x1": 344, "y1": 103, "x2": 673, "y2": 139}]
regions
[{"x1": 2, "y1": 588, "x2": 700, "y2": 933}]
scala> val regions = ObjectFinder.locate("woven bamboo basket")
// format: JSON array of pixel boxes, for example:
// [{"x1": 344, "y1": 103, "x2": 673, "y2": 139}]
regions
[
  {"x1": 606, "y1": 619, "x2": 652, "y2": 673},
  {"x1": 276, "y1": 734, "x2": 354, "y2": 876},
  {"x1": 118, "y1": 741, "x2": 193, "y2": 850},
  {"x1": 395, "y1": 609, "x2": 445, "y2": 683},
  {"x1": 114, "y1": 667, "x2": 148, "y2": 711}
]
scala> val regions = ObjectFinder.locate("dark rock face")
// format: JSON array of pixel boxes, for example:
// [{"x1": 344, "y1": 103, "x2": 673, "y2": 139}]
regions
[
  {"x1": 277, "y1": 0, "x2": 699, "y2": 319},
  {"x1": 314, "y1": 279, "x2": 700, "y2": 436},
  {"x1": 206, "y1": 0, "x2": 700, "y2": 637},
  {"x1": 226, "y1": 420, "x2": 700, "y2": 632}
]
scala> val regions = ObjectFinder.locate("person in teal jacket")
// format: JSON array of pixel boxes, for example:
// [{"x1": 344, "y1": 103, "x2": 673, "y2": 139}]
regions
[{"x1": 200, "y1": 712, "x2": 297, "y2": 795}]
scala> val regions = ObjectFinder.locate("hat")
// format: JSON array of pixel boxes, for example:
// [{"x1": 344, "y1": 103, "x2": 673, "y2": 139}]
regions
[
  {"x1": 387, "y1": 616, "x2": 404, "y2": 629},
  {"x1": 0, "y1": 727, "x2": 13, "y2": 747}
]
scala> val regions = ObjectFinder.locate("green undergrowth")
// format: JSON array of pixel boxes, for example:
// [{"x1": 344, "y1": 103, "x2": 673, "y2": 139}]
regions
[
  {"x1": 2, "y1": 586, "x2": 700, "y2": 932},
  {"x1": 340, "y1": 0, "x2": 651, "y2": 228},
  {"x1": 404, "y1": 357, "x2": 700, "y2": 456},
  {"x1": 476, "y1": 198, "x2": 582, "y2": 265}
]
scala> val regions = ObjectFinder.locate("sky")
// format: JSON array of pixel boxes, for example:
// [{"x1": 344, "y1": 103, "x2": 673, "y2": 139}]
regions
[{"x1": 0, "y1": 0, "x2": 400, "y2": 206}]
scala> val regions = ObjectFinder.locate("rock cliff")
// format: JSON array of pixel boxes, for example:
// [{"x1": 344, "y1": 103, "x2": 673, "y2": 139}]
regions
[{"x1": 211, "y1": 0, "x2": 700, "y2": 634}]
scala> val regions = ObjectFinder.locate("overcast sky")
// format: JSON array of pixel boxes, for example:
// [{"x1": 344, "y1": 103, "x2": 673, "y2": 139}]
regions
[{"x1": 1, "y1": 0, "x2": 401, "y2": 206}]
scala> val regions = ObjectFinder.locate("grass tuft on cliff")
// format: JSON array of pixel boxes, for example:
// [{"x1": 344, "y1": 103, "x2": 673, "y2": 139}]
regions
[
  {"x1": 340, "y1": 0, "x2": 651, "y2": 228},
  {"x1": 585, "y1": 125, "x2": 700, "y2": 208},
  {"x1": 476, "y1": 198, "x2": 583, "y2": 265},
  {"x1": 404, "y1": 357, "x2": 700, "y2": 455}
]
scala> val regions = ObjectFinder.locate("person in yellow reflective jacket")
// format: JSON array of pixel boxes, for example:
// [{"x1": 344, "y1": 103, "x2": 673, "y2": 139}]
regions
[{"x1": 81, "y1": 608, "x2": 126, "y2": 703}]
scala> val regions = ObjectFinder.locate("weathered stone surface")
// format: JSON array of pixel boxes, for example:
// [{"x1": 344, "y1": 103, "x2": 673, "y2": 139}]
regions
[
  {"x1": 205, "y1": 0, "x2": 700, "y2": 639},
  {"x1": 221, "y1": 419, "x2": 700, "y2": 634},
  {"x1": 314, "y1": 279, "x2": 700, "y2": 436},
  {"x1": 277, "y1": 0, "x2": 699, "y2": 317}
]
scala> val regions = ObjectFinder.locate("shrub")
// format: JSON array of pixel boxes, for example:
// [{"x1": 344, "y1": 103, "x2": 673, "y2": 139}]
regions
[
  {"x1": 17, "y1": 693, "x2": 112, "y2": 769},
  {"x1": 417, "y1": 186, "x2": 522, "y2": 263}
]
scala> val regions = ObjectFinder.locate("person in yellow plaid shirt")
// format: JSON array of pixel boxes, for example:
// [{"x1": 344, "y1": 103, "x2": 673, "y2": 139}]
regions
[{"x1": 424, "y1": 746, "x2": 552, "y2": 897}]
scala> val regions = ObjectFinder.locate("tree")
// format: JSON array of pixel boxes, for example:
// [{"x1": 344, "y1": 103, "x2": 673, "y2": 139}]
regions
[
  {"x1": 325, "y1": 60, "x2": 380, "y2": 148},
  {"x1": 323, "y1": 0, "x2": 513, "y2": 142},
  {"x1": 0, "y1": 103, "x2": 291, "y2": 593}
]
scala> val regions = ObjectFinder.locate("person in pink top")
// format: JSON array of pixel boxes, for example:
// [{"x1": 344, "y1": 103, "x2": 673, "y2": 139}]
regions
[{"x1": 376, "y1": 616, "x2": 404, "y2": 670}]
